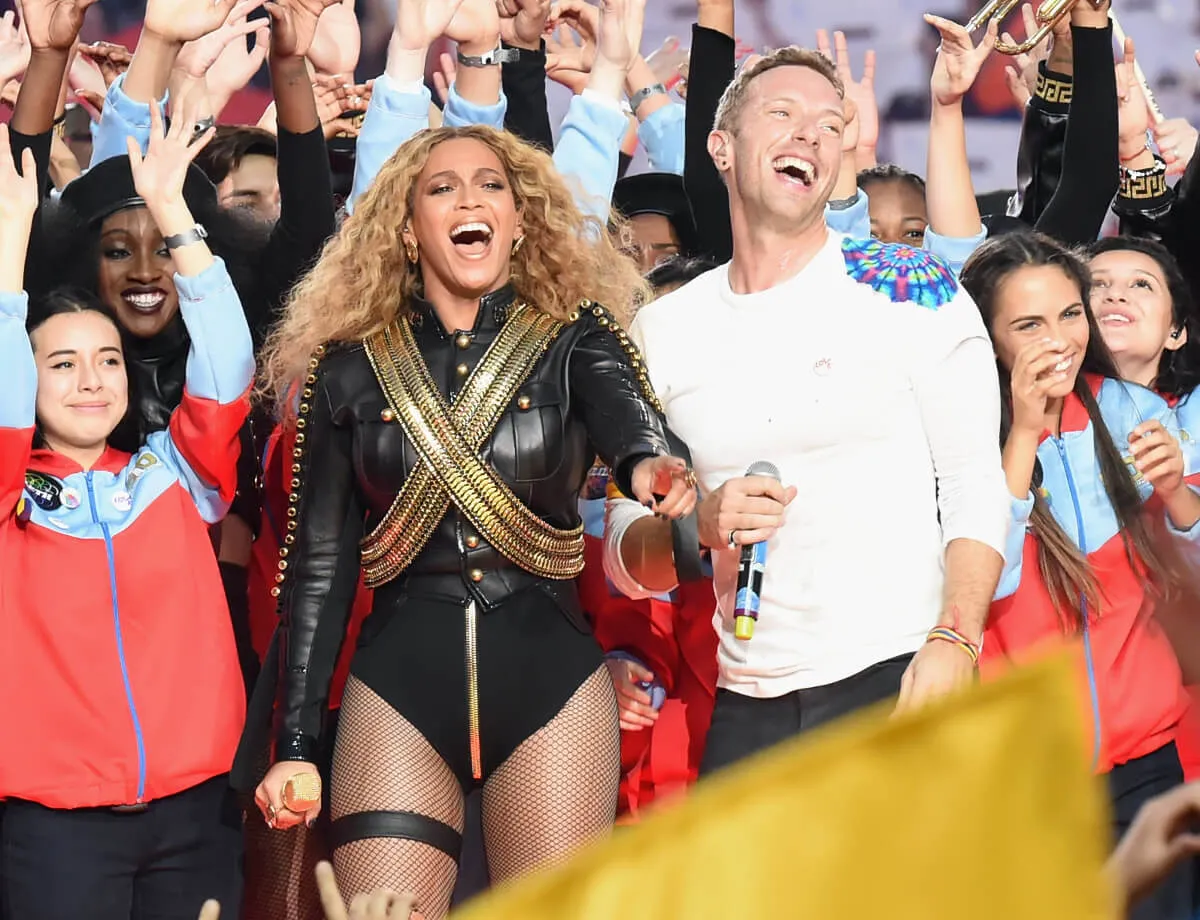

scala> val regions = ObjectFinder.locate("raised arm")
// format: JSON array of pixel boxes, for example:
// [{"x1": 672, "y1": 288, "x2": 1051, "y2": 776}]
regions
[
  {"x1": 0, "y1": 128, "x2": 39, "y2": 521},
  {"x1": 127, "y1": 102, "x2": 254, "y2": 517},
  {"x1": 1035, "y1": 1, "x2": 1119, "y2": 245}
]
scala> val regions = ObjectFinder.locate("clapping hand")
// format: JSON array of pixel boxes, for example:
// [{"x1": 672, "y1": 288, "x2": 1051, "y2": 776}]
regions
[
  {"x1": 817, "y1": 30, "x2": 878, "y2": 155},
  {"x1": 495, "y1": 0, "x2": 549, "y2": 49},
  {"x1": 925, "y1": 13, "x2": 997, "y2": 108},
  {"x1": 175, "y1": 0, "x2": 265, "y2": 80},
  {"x1": 126, "y1": 97, "x2": 213, "y2": 210},
  {"x1": 265, "y1": 0, "x2": 341, "y2": 60},
  {"x1": 15, "y1": 0, "x2": 97, "y2": 54},
  {"x1": 306, "y1": 0, "x2": 360, "y2": 75},
  {"x1": 76, "y1": 40, "x2": 132, "y2": 88},
  {"x1": 393, "y1": 0, "x2": 470, "y2": 54},
  {"x1": 143, "y1": 0, "x2": 242, "y2": 46}
]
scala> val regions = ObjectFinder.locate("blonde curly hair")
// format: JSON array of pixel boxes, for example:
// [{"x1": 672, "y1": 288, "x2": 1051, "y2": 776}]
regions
[{"x1": 261, "y1": 125, "x2": 651, "y2": 411}]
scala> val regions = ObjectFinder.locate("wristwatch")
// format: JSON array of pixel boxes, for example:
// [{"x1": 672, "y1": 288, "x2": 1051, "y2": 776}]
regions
[
  {"x1": 456, "y1": 44, "x2": 521, "y2": 67},
  {"x1": 163, "y1": 225, "x2": 209, "y2": 250},
  {"x1": 628, "y1": 82, "x2": 668, "y2": 114}
]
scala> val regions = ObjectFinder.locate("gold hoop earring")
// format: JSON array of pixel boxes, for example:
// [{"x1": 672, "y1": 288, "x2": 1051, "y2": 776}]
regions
[
  {"x1": 404, "y1": 240, "x2": 419, "y2": 264},
  {"x1": 511, "y1": 235, "x2": 525, "y2": 256}
]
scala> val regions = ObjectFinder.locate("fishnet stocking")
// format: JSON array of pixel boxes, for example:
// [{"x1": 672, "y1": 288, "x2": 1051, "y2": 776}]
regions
[
  {"x1": 481, "y1": 666, "x2": 620, "y2": 884},
  {"x1": 242, "y1": 744, "x2": 328, "y2": 920},
  {"x1": 330, "y1": 677, "x2": 465, "y2": 920}
]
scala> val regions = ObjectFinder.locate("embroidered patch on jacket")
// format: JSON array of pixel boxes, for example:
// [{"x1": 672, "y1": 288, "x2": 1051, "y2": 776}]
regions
[
  {"x1": 125, "y1": 452, "x2": 160, "y2": 493},
  {"x1": 23, "y1": 471, "x2": 63, "y2": 511},
  {"x1": 841, "y1": 238, "x2": 958, "y2": 309}
]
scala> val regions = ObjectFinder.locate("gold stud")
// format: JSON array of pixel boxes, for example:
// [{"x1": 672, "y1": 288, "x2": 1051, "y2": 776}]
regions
[
  {"x1": 598, "y1": 317, "x2": 609, "y2": 326},
  {"x1": 295, "y1": 433, "x2": 305, "y2": 444},
  {"x1": 284, "y1": 534, "x2": 295, "y2": 545},
  {"x1": 305, "y1": 374, "x2": 317, "y2": 385},
  {"x1": 290, "y1": 478, "x2": 300, "y2": 490},
  {"x1": 380, "y1": 407, "x2": 396, "y2": 422},
  {"x1": 581, "y1": 299, "x2": 592, "y2": 308},
  {"x1": 296, "y1": 419, "x2": 307, "y2": 431},
  {"x1": 277, "y1": 559, "x2": 288, "y2": 571},
  {"x1": 288, "y1": 493, "x2": 298, "y2": 504},
  {"x1": 270, "y1": 586, "x2": 281, "y2": 597},
  {"x1": 299, "y1": 404, "x2": 310, "y2": 415},
  {"x1": 465, "y1": 534, "x2": 480, "y2": 549},
  {"x1": 592, "y1": 306, "x2": 603, "y2": 317},
  {"x1": 469, "y1": 569, "x2": 484, "y2": 583},
  {"x1": 517, "y1": 395, "x2": 531, "y2": 410},
  {"x1": 287, "y1": 520, "x2": 297, "y2": 532},
  {"x1": 275, "y1": 573, "x2": 286, "y2": 584},
  {"x1": 456, "y1": 363, "x2": 469, "y2": 377},
  {"x1": 568, "y1": 311, "x2": 580, "y2": 322},
  {"x1": 314, "y1": 345, "x2": 326, "y2": 357},
  {"x1": 455, "y1": 333, "x2": 472, "y2": 349},
  {"x1": 292, "y1": 463, "x2": 301, "y2": 474},
  {"x1": 302, "y1": 388, "x2": 313, "y2": 399},
  {"x1": 279, "y1": 547, "x2": 289, "y2": 558},
  {"x1": 287, "y1": 508, "x2": 297, "y2": 518},
  {"x1": 293, "y1": 447, "x2": 303, "y2": 459}
]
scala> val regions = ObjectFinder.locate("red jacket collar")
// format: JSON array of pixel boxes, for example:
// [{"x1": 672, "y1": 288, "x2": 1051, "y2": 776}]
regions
[{"x1": 1037, "y1": 373, "x2": 1103, "y2": 443}]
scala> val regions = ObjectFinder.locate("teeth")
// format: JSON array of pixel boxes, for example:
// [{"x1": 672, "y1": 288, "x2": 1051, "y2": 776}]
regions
[
  {"x1": 1054, "y1": 357, "x2": 1072, "y2": 372},
  {"x1": 450, "y1": 221, "x2": 493, "y2": 242},
  {"x1": 124, "y1": 292, "x2": 165, "y2": 309},
  {"x1": 773, "y1": 156, "x2": 815, "y2": 182},
  {"x1": 1100, "y1": 314, "x2": 1132, "y2": 324}
]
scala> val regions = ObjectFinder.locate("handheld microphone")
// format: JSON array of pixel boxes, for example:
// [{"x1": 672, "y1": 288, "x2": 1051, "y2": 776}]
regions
[{"x1": 734, "y1": 461, "x2": 779, "y2": 641}]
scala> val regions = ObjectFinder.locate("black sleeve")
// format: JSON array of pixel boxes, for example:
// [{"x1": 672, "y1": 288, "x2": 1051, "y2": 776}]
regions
[
  {"x1": 1009, "y1": 62, "x2": 1071, "y2": 225},
  {"x1": 1035, "y1": 24, "x2": 1119, "y2": 245},
  {"x1": 253, "y1": 125, "x2": 337, "y2": 344},
  {"x1": 9, "y1": 128, "x2": 53, "y2": 293},
  {"x1": 568, "y1": 312, "x2": 670, "y2": 499},
  {"x1": 275, "y1": 356, "x2": 365, "y2": 762},
  {"x1": 684, "y1": 24, "x2": 735, "y2": 263},
  {"x1": 501, "y1": 42, "x2": 554, "y2": 152}
]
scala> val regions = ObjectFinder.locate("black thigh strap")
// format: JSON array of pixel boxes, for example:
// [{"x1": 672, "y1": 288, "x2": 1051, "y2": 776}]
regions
[{"x1": 330, "y1": 811, "x2": 463, "y2": 862}]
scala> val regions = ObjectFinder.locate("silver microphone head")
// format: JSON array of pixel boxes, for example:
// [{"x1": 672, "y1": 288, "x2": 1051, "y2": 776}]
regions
[{"x1": 745, "y1": 461, "x2": 780, "y2": 480}]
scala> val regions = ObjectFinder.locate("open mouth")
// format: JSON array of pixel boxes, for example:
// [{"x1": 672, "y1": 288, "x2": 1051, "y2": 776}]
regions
[
  {"x1": 449, "y1": 221, "x2": 495, "y2": 256},
  {"x1": 772, "y1": 156, "x2": 816, "y2": 187},
  {"x1": 1098, "y1": 309, "x2": 1136, "y2": 327},
  {"x1": 122, "y1": 289, "x2": 168, "y2": 315}
]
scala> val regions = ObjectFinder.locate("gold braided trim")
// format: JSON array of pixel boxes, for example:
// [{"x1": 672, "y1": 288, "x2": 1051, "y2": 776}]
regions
[
  {"x1": 1119, "y1": 166, "x2": 1168, "y2": 201},
  {"x1": 359, "y1": 305, "x2": 551, "y2": 575},
  {"x1": 360, "y1": 303, "x2": 584, "y2": 586}
]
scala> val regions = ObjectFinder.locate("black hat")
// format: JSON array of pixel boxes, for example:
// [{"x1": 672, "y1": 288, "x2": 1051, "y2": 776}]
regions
[
  {"x1": 611, "y1": 171, "x2": 698, "y2": 255},
  {"x1": 59, "y1": 155, "x2": 219, "y2": 226}
]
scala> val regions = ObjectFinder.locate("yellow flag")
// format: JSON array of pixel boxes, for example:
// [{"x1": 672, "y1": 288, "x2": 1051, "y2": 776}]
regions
[{"x1": 457, "y1": 656, "x2": 1115, "y2": 920}]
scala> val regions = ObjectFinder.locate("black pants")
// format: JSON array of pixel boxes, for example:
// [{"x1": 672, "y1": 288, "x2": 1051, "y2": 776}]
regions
[
  {"x1": 699, "y1": 654, "x2": 912, "y2": 777},
  {"x1": 2, "y1": 775, "x2": 243, "y2": 920},
  {"x1": 1110, "y1": 742, "x2": 1191, "y2": 920}
]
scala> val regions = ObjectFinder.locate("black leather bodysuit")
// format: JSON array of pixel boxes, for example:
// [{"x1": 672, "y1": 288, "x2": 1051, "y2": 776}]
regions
[{"x1": 272, "y1": 286, "x2": 669, "y2": 788}]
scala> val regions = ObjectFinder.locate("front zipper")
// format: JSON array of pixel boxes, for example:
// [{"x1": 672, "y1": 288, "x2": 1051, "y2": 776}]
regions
[
  {"x1": 87, "y1": 471, "x2": 148, "y2": 801},
  {"x1": 465, "y1": 599, "x2": 482, "y2": 780},
  {"x1": 1054, "y1": 438, "x2": 1102, "y2": 769}
]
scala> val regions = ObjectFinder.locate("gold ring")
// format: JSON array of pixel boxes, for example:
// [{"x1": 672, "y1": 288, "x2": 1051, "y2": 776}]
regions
[
  {"x1": 265, "y1": 803, "x2": 277, "y2": 824},
  {"x1": 684, "y1": 468, "x2": 698, "y2": 489},
  {"x1": 282, "y1": 773, "x2": 323, "y2": 812}
]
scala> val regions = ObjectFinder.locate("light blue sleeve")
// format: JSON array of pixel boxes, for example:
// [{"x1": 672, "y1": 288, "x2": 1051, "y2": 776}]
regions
[
  {"x1": 0, "y1": 290, "x2": 34, "y2": 430},
  {"x1": 174, "y1": 258, "x2": 255, "y2": 405},
  {"x1": 924, "y1": 225, "x2": 988, "y2": 276},
  {"x1": 824, "y1": 190, "x2": 870, "y2": 241},
  {"x1": 348, "y1": 78, "x2": 507, "y2": 214},
  {"x1": 347, "y1": 74, "x2": 431, "y2": 215},
  {"x1": 553, "y1": 90, "x2": 629, "y2": 223},
  {"x1": 142, "y1": 429, "x2": 230, "y2": 523},
  {"x1": 995, "y1": 492, "x2": 1034, "y2": 599},
  {"x1": 442, "y1": 82, "x2": 506, "y2": 129},
  {"x1": 90, "y1": 73, "x2": 165, "y2": 168},
  {"x1": 636, "y1": 103, "x2": 685, "y2": 175}
]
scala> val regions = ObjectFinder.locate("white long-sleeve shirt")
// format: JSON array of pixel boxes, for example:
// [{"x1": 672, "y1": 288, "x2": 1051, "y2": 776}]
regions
[{"x1": 611, "y1": 230, "x2": 1010, "y2": 697}]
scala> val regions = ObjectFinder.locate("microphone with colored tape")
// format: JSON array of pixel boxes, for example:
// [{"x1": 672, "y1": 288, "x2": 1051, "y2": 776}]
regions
[{"x1": 734, "y1": 461, "x2": 779, "y2": 641}]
